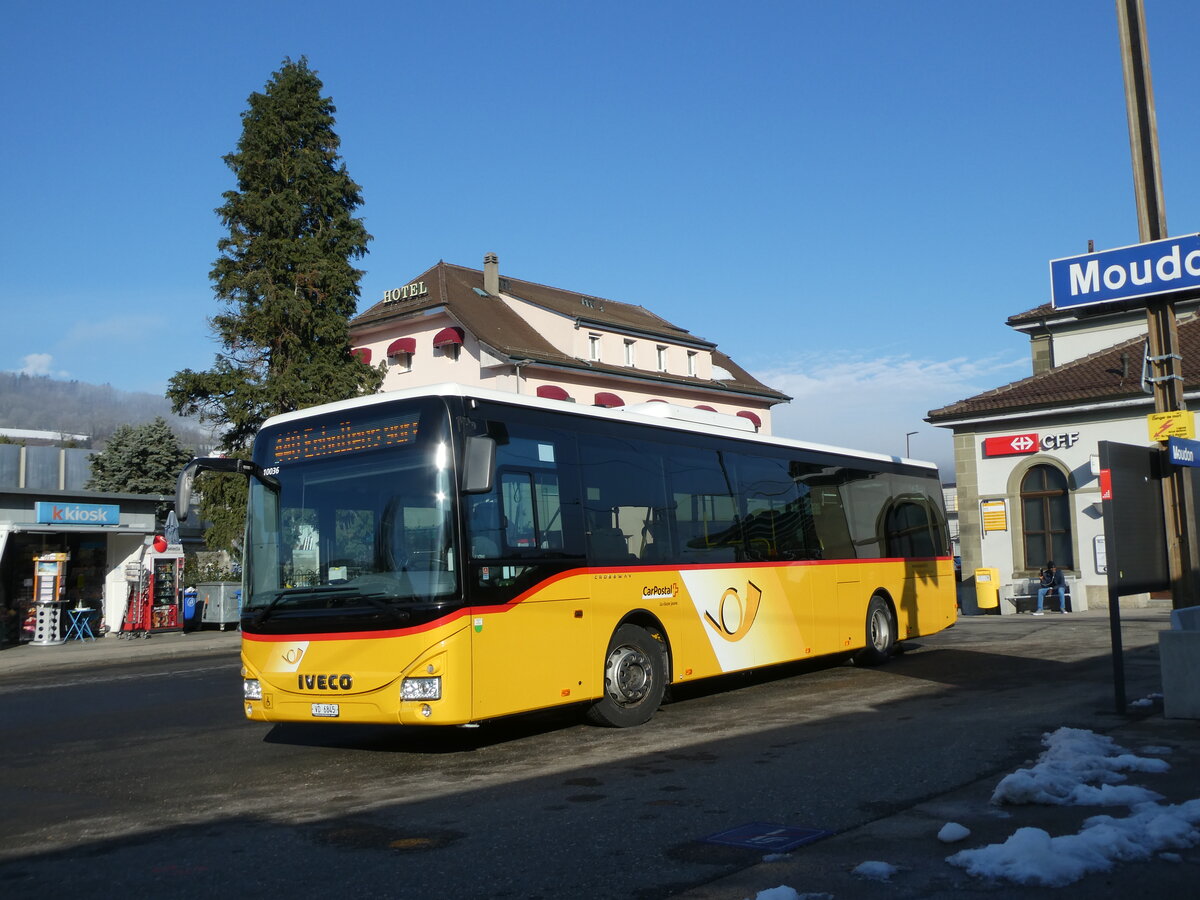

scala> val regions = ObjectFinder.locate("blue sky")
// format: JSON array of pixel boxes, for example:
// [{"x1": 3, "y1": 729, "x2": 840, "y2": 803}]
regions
[{"x1": 5, "y1": 0, "x2": 1200, "y2": 475}]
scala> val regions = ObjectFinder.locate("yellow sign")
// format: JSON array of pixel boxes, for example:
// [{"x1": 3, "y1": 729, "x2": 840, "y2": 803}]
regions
[
  {"x1": 1147, "y1": 410, "x2": 1195, "y2": 442},
  {"x1": 981, "y1": 499, "x2": 1008, "y2": 533}
]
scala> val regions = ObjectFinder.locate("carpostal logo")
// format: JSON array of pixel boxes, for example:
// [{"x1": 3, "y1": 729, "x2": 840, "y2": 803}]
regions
[
  {"x1": 704, "y1": 581, "x2": 763, "y2": 642},
  {"x1": 642, "y1": 583, "x2": 679, "y2": 600}
]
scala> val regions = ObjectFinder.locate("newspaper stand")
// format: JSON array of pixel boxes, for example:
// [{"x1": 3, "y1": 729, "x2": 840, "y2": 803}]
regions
[{"x1": 120, "y1": 537, "x2": 184, "y2": 637}]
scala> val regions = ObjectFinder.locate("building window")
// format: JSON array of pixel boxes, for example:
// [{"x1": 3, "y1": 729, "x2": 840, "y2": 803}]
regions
[
  {"x1": 588, "y1": 333, "x2": 601, "y2": 362},
  {"x1": 656, "y1": 345, "x2": 668, "y2": 372},
  {"x1": 1020, "y1": 464, "x2": 1073, "y2": 570},
  {"x1": 624, "y1": 339, "x2": 636, "y2": 367},
  {"x1": 687, "y1": 351, "x2": 697, "y2": 377}
]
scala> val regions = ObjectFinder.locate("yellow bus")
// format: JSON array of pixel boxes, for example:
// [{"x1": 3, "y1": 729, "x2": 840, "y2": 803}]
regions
[{"x1": 177, "y1": 384, "x2": 956, "y2": 728}]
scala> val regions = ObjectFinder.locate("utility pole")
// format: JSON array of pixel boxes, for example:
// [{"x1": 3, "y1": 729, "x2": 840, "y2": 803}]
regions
[{"x1": 1117, "y1": 0, "x2": 1197, "y2": 609}]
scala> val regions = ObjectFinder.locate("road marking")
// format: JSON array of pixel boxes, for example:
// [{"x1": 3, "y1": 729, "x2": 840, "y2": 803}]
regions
[{"x1": 0, "y1": 663, "x2": 234, "y2": 694}]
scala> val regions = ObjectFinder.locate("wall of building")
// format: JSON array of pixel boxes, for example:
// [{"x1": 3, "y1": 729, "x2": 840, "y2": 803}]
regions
[
  {"x1": 1052, "y1": 320, "x2": 1150, "y2": 366},
  {"x1": 353, "y1": 309, "x2": 774, "y2": 431},
  {"x1": 956, "y1": 405, "x2": 1161, "y2": 612}
]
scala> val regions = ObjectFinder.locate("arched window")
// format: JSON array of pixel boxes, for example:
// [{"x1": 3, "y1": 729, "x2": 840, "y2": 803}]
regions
[{"x1": 1020, "y1": 465, "x2": 1073, "y2": 569}]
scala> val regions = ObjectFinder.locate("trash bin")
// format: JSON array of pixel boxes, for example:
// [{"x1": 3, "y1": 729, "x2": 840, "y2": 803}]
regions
[
  {"x1": 182, "y1": 587, "x2": 200, "y2": 631},
  {"x1": 974, "y1": 568, "x2": 1000, "y2": 613},
  {"x1": 1161, "y1": 605, "x2": 1200, "y2": 718}
]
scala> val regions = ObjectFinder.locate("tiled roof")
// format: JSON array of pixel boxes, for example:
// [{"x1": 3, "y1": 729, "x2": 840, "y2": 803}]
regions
[
  {"x1": 351, "y1": 261, "x2": 789, "y2": 402},
  {"x1": 1005, "y1": 303, "x2": 1054, "y2": 326},
  {"x1": 927, "y1": 315, "x2": 1200, "y2": 423}
]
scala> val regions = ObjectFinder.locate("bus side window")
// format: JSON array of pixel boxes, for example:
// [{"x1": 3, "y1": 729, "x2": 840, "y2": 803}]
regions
[
  {"x1": 668, "y1": 446, "x2": 740, "y2": 563},
  {"x1": 579, "y1": 435, "x2": 668, "y2": 564},
  {"x1": 797, "y1": 464, "x2": 857, "y2": 560},
  {"x1": 731, "y1": 453, "x2": 819, "y2": 560}
]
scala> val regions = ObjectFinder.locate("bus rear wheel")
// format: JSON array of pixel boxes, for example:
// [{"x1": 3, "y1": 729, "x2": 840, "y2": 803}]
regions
[
  {"x1": 586, "y1": 624, "x2": 667, "y2": 727},
  {"x1": 854, "y1": 595, "x2": 895, "y2": 666}
]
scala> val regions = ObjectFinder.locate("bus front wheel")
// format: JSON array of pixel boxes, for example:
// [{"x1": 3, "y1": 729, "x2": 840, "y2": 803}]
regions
[
  {"x1": 854, "y1": 595, "x2": 895, "y2": 666},
  {"x1": 587, "y1": 624, "x2": 667, "y2": 727}
]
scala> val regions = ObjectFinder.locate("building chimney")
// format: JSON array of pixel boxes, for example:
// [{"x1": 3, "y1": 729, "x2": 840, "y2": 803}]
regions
[{"x1": 483, "y1": 252, "x2": 499, "y2": 295}]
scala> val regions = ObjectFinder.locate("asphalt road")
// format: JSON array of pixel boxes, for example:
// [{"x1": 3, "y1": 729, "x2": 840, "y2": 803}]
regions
[{"x1": 0, "y1": 610, "x2": 1178, "y2": 899}]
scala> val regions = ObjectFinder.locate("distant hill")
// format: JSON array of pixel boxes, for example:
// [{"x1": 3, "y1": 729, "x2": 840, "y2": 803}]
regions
[{"x1": 0, "y1": 372, "x2": 213, "y2": 451}]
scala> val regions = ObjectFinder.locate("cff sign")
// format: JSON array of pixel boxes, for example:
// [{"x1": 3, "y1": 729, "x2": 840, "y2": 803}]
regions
[
  {"x1": 983, "y1": 433, "x2": 1039, "y2": 456},
  {"x1": 1050, "y1": 233, "x2": 1200, "y2": 310},
  {"x1": 983, "y1": 431, "x2": 1080, "y2": 457}
]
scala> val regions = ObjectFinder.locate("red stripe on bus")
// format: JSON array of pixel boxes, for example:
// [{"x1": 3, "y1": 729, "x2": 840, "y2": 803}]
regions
[{"x1": 242, "y1": 556, "x2": 951, "y2": 643}]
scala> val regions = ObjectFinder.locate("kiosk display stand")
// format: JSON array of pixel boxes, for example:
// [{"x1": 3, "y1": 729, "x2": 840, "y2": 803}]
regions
[{"x1": 30, "y1": 553, "x2": 69, "y2": 646}]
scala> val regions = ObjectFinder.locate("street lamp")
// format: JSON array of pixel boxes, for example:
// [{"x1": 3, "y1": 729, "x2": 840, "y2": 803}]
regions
[{"x1": 905, "y1": 431, "x2": 918, "y2": 458}]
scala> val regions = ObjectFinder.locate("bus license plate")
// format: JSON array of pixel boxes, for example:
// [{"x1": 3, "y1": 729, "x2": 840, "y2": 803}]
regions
[{"x1": 311, "y1": 703, "x2": 339, "y2": 718}]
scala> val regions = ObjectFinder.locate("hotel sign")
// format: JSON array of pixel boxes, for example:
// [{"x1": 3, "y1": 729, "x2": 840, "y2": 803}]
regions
[
  {"x1": 35, "y1": 501, "x2": 120, "y2": 526},
  {"x1": 382, "y1": 281, "x2": 429, "y2": 303},
  {"x1": 1050, "y1": 234, "x2": 1200, "y2": 310}
]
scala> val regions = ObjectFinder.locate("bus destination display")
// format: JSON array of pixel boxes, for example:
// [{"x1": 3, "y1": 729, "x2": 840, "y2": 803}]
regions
[{"x1": 269, "y1": 414, "x2": 420, "y2": 463}]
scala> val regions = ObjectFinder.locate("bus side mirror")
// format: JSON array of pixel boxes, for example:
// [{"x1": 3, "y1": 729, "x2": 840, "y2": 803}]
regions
[
  {"x1": 176, "y1": 459, "x2": 201, "y2": 522},
  {"x1": 463, "y1": 436, "x2": 496, "y2": 494},
  {"x1": 176, "y1": 456, "x2": 275, "y2": 521}
]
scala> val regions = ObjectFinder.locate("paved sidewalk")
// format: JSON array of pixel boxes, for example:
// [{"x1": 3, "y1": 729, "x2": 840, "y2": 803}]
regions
[
  {"x1": 672, "y1": 708, "x2": 1200, "y2": 899},
  {"x1": 0, "y1": 627, "x2": 241, "y2": 677}
]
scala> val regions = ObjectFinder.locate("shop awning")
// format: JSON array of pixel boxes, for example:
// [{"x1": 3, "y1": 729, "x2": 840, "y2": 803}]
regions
[
  {"x1": 432, "y1": 327, "x2": 464, "y2": 348},
  {"x1": 7, "y1": 522, "x2": 156, "y2": 535},
  {"x1": 594, "y1": 391, "x2": 624, "y2": 408},
  {"x1": 536, "y1": 385, "x2": 572, "y2": 401},
  {"x1": 351, "y1": 347, "x2": 372, "y2": 364},
  {"x1": 386, "y1": 337, "x2": 416, "y2": 356},
  {"x1": 737, "y1": 410, "x2": 762, "y2": 429},
  {"x1": 695, "y1": 405, "x2": 717, "y2": 412}
]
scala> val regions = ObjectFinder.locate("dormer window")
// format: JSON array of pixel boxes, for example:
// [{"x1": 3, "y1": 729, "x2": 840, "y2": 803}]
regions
[
  {"x1": 687, "y1": 351, "x2": 697, "y2": 377},
  {"x1": 656, "y1": 345, "x2": 668, "y2": 372},
  {"x1": 588, "y1": 333, "x2": 601, "y2": 362},
  {"x1": 624, "y1": 339, "x2": 636, "y2": 367}
]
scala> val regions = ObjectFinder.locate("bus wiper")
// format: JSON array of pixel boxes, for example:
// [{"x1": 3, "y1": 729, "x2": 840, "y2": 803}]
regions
[
  {"x1": 253, "y1": 585, "x2": 357, "y2": 625},
  {"x1": 357, "y1": 594, "x2": 412, "y2": 625}
]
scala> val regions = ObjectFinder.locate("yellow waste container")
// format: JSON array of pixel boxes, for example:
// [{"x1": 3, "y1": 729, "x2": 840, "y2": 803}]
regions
[{"x1": 974, "y1": 568, "x2": 1000, "y2": 611}]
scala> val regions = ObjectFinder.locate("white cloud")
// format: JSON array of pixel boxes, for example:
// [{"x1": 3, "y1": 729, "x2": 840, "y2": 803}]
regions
[
  {"x1": 16, "y1": 353, "x2": 69, "y2": 379},
  {"x1": 753, "y1": 352, "x2": 1027, "y2": 478}
]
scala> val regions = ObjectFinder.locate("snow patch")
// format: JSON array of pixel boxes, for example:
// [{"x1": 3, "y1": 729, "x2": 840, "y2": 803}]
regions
[{"x1": 938, "y1": 822, "x2": 971, "y2": 843}]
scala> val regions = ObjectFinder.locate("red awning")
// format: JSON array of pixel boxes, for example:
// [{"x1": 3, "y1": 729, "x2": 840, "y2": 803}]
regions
[
  {"x1": 351, "y1": 347, "x2": 371, "y2": 364},
  {"x1": 536, "y1": 385, "x2": 572, "y2": 401},
  {"x1": 737, "y1": 410, "x2": 762, "y2": 429},
  {"x1": 432, "y1": 326, "x2": 464, "y2": 348},
  {"x1": 695, "y1": 405, "x2": 717, "y2": 412},
  {"x1": 594, "y1": 392, "x2": 624, "y2": 408},
  {"x1": 387, "y1": 337, "x2": 416, "y2": 357}
]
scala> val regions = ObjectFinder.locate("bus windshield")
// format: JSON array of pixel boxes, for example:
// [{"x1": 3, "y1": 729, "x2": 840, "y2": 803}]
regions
[{"x1": 244, "y1": 399, "x2": 458, "y2": 616}]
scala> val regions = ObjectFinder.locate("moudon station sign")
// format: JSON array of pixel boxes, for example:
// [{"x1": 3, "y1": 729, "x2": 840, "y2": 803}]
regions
[{"x1": 1050, "y1": 233, "x2": 1200, "y2": 310}]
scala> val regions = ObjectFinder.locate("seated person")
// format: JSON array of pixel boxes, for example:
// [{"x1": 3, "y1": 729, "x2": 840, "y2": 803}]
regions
[{"x1": 1034, "y1": 560, "x2": 1068, "y2": 615}]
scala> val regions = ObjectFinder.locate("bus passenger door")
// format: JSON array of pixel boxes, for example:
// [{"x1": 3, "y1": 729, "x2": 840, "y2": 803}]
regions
[{"x1": 464, "y1": 423, "x2": 591, "y2": 718}]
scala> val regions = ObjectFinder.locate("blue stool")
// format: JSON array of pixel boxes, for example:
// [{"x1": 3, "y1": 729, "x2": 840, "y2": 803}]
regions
[{"x1": 64, "y1": 607, "x2": 95, "y2": 642}]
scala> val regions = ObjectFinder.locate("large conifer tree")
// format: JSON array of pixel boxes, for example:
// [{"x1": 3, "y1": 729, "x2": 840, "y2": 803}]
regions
[
  {"x1": 168, "y1": 57, "x2": 381, "y2": 553},
  {"x1": 168, "y1": 56, "x2": 381, "y2": 451}
]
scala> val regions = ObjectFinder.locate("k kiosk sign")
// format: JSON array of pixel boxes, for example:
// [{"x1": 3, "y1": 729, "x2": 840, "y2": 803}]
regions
[{"x1": 34, "y1": 501, "x2": 120, "y2": 526}]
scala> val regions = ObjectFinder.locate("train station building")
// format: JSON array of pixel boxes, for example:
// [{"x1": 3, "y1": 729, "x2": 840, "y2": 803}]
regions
[{"x1": 928, "y1": 295, "x2": 1200, "y2": 613}]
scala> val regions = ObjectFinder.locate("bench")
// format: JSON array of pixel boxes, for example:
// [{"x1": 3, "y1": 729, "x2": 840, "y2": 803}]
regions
[{"x1": 1008, "y1": 577, "x2": 1073, "y2": 614}]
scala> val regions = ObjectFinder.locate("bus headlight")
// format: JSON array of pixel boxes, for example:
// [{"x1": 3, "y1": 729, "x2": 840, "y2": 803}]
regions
[
  {"x1": 401, "y1": 676, "x2": 441, "y2": 701},
  {"x1": 243, "y1": 679, "x2": 262, "y2": 701}
]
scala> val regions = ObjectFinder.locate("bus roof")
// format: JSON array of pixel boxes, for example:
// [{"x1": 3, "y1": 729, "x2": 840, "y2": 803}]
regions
[{"x1": 260, "y1": 382, "x2": 939, "y2": 473}]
